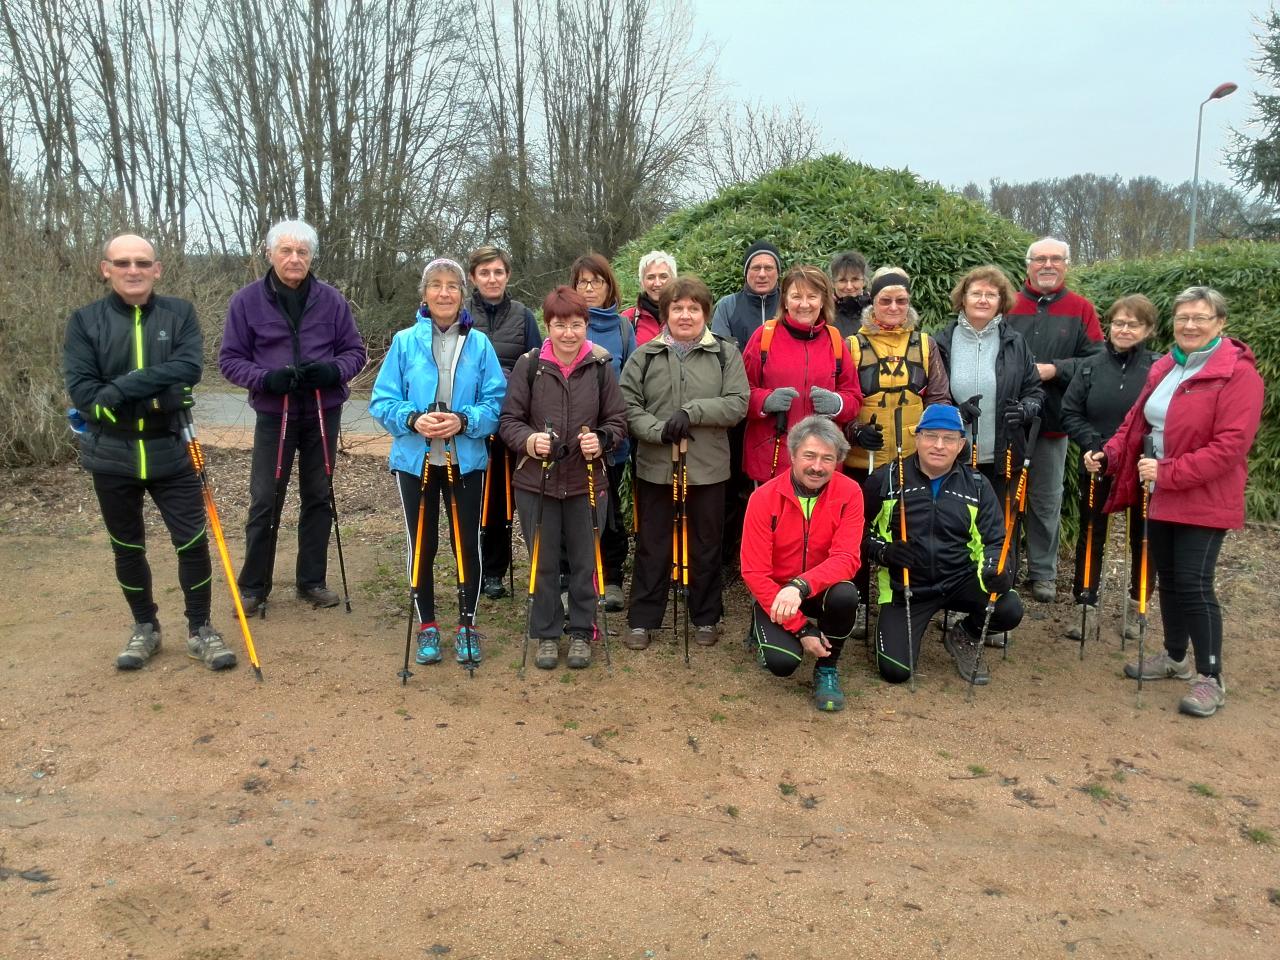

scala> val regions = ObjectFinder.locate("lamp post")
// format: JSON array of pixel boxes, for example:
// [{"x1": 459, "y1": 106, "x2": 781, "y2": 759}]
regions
[{"x1": 1188, "y1": 81, "x2": 1239, "y2": 249}]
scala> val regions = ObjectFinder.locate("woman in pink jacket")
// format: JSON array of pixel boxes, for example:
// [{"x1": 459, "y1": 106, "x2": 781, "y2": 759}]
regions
[{"x1": 1084, "y1": 286, "x2": 1263, "y2": 718}]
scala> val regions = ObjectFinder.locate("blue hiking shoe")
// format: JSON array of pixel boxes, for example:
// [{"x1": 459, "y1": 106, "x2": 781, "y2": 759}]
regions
[
  {"x1": 415, "y1": 625, "x2": 442, "y2": 665},
  {"x1": 813, "y1": 665, "x2": 845, "y2": 712},
  {"x1": 455, "y1": 625, "x2": 482, "y2": 665}
]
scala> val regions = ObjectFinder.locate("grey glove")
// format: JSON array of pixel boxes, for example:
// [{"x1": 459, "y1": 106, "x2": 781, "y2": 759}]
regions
[
  {"x1": 809, "y1": 385, "x2": 842, "y2": 416},
  {"x1": 762, "y1": 387, "x2": 799, "y2": 414}
]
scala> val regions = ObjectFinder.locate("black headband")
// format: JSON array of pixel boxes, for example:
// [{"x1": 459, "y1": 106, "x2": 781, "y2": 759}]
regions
[{"x1": 870, "y1": 273, "x2": 911, "y2": 298}]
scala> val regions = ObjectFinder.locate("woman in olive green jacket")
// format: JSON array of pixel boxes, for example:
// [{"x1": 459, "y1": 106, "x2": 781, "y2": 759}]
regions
[{"x1": 619, "y1": 275, "x2": 750, "y2": 648}]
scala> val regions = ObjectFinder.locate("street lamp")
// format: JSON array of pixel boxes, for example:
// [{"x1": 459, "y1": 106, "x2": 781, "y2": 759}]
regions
[{"x1": 1188, "y1": 81, "x2": 1239, "y2": 249}]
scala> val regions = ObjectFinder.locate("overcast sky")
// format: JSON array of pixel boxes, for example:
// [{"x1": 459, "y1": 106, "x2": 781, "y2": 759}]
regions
[{"x1": 694, "y1": 0, "x2": 1269, "y2": 191}]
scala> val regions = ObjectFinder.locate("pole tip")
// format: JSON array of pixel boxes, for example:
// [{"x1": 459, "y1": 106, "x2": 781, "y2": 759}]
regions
[{"x1": 252, "y1": 666, "x2": 264, "y2": 682}]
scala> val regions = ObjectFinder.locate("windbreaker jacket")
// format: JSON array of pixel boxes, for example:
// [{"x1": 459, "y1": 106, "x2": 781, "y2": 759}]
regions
[
  {"x1": 499, "y1": 344, "x2": 628, "y2": 499},
  {"x1": 1101, "y1": 337, "x2": 1263, "y2": 530},
  {"x1": 1060, "y1": 342, "x2": 1158, "y2": 452},
  {"x1": 711, "y1": 287, "x2": 780, "y2": 353},
  {"x1": 63, "y1": 292, "x2": 202, "y2": 480},
  {"x1": 469, "y1": 290, "x2": 541, "y2": 375},
  {"x1": 740, "y1": 470, "x2": 863, "y2": 634},
  {"x1": 585, "y1": 306, "x2": 637, "y2": 464},
  {"x1": 1006, "y1": 284, "x2": 1103, "y2": 433},
  {"x1": 741, "y1": 317, "x2": 862, "y2": 482},
  {"x1": 862, "y1": 454, "x2": 1006, "y2": 603},
  {"x1": 219, "y1": 271, "x2": 367, "y2": 416},
  {"x1": 621, "y1": 297, "x2": 662, "y2": 346},
  {"x1": 620, "y1": 328, "x2": 749, "y2": 486},
  {"x1": 369, "y1": 308, "x2": 505, "y2": 476}
]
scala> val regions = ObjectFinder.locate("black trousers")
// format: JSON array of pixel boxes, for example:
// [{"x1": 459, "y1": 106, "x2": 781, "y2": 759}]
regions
[
  {"x1": 722, "y1": 423, "x2": 748, "y2": 569},
  {"x1": 1148, "y1": 521, "x2": 1226, "y2": 677},
  {"x1": 876, "y1": 573, "x2": 1023, "y2": 684},
  {"x1": 628, "y1": 478, "x2": 726, "y2": 630},
  {"x1": 93, "y1": 469, "x2": 212, "y2": 634},
  {"x1": 238, "y1": 403, "x2": 341, "y2": 597},
  {"x1": 1070, "y1": 470, "x2": 1149, "y2": 604},
  {"x1": 395, "y1": 466, "x2": 484, "y2": 627},
  {"x1": 599, "y1": 459, "x2": 628, "y2": 586},
  {"x1": 480, "y1": 436, "x2": 516, "y2": 580},
  {"x1": 751, "y1": 581, "x2": 859, "y2": 676},
  {"x1": 516, "y1": 489, "x2": 603, "y2": 638}
]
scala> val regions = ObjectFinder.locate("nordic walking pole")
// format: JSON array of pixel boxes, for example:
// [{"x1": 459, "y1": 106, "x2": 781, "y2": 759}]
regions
[
  {"x1": 669, "y1": 441, "x2": 680, "y2": 644},
  {"x1": 261, "y1": 393, "x2": 290, "y2": 619},
  {"x1": 504, "y1": 443, "x2": 515, "y2": 597},
  {"x1": 1078, "y1": 466, "x2": 1097, "y2": 660},
  {"x1": 314, "y1": 389, "x2": 351, "y2": 612},
  {"x1": 770, "y1": 409, "x2": 788, "y2": 476},
  {"x1": 1135, "y1": 435, "x2": 1155, "y2": 708},
  {"x1": 892, "y1": 406, "x2": 916, "y2": 693},
  {"x1": 1120, "y1": 510, "x2": 1133, "y2": 650},
  {"x1": 862, "y1": 413, "x2": 879, "y2": 647},
  {"x1": 442, "y1": 429, "x2": 477, "y2": 678},
  {"x1": 679, "y1": 436, "x2": 691, "y2": 668},
  {"x1": 581, "y1": 426, "x2": 612, "y2": 672},
  {"x1": 400, "y1": 441, "x2": 431, "y2": 685},
  {"x1": 972, "y1": 417, "x2": 1042, "y2": 699},
  {"x1": 521, "y1": 425, "x2": 555, "y2": 678},
  {"x1": 180, "y1": 411, "x2": 263, "y2": 681}
]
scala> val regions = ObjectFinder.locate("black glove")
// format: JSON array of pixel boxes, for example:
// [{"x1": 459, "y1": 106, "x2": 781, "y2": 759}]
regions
[
  {"x1": 157, "y1": 384, "x2": 194, "y2": 412},
  {"x1": 263, "y1": 366, "x2": 298, "y2": 394},
  {"x1": 660, "y1": 409, "x2": 692, "y2": 444},
  {"x1": 957, "y1": 395, "x2": 982, "y2": 425},
  {"x1": 94, "y1": 383, "x2": 125, "y2": 412},
  {"x1": 984, "y1": 564, "x2": 1015, "y2": 595},
  {"x1": 1003, "y1": 399, "x2": 1026, "y2": 429},
  {"x1": 880, "y1": 540, "x2": 921, "y2": 569},
  {"x1": 847, "y1": 421, "x2": 884, "y2": 452},
  {"x1": 298, "y1": 361, "x2": 342, "y2": 389}
]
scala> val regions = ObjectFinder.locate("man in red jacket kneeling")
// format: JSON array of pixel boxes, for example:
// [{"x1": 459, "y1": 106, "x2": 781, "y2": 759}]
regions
[{"x1": 742, "y1": 415, "x2": 862, "y2": 713}]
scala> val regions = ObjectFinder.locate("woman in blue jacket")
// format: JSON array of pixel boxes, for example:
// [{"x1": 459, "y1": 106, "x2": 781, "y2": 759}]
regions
[{"x1": 370, "y1": 258, "x2": 505, "y2": 667}]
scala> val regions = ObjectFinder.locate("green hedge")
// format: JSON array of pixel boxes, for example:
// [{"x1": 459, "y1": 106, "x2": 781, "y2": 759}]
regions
[
  {"x1": 613, "y1": 155, "x2": 1033, "y2": 325},
  {"x1": 1074, "y1": 242, "x2": 1280, "y2": 522}
]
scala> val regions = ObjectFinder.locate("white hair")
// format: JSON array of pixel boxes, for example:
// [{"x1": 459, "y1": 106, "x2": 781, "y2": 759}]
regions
[
  {"x1": 1026, "y1": 236, "x2": 1070, "y2": 262},
  {"x1": 266, "y1": 219, "x2": 319, "y2": 257},
  {"x1": 637, "y1": 249, "x2": 677, "y2": 285}
]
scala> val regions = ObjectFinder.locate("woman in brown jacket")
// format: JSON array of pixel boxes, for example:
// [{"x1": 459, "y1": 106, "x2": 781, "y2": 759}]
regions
[{"x1": 500, "y1": 286, "x2": 628, "y2": 670}]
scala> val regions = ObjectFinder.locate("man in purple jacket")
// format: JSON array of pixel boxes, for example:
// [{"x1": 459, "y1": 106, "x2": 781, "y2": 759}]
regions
[{"x1": 219, "y1": 220, "x2": 367, "y2": 615}]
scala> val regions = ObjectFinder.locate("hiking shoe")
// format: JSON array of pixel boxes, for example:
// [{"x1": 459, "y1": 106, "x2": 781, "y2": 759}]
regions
[
  {"x1": 566, "y1": 631, "x2": 592, "y2": 669},
  {"x1": 1030, "y1": 580, "x2": 1057, "y2": 604},
  {"x1": 455, "y1": 626, "x2": 482, "y2": 665},
  {"x1": 983, "y1": 630, "x2": 1008, "y2": 649},
  {"x1": 187, "y1": 625, "x2": 237, "y2": 670},
  {"x1": 240, "y1": 594, "x2": 265, "y2": 617},
  {"x1": 481, "y1": 575, "x2": 508, "y2": 600},
  {"x1": 850, "y1": 606, "x2": 867, "y2": 641},
  {"x1": 625, "y1": 627, "x2": 653, "y2": 650},
  {"x1": 604, "y1": 583, "x2": 625, "y2": 612},
  {"x1": 1179, "y1": 674, "x2": 1226, "y2": 717},
  {"x1": 534, "y1": 638, "x2": 559, "y2": 670},
  {"x1": 813, "y1": 665, "x2": 845, "y2": 712},
  {"x1": 694, "y1": 624, "x2": 719, "y2": 647},
  {"x1": 1123, "y1": 598, "x2": 1142, "y2": 640},
  {"x1": 1123, "y1": 649, "x2": 1193, "y2": 681},
  {"x1": 415, "y1": 625, "x2": 442, "y2": 665},
  {"x1": 297, "y1": 585, "x2": 340, "y2": 608},
  {"x1": 117, "y1": 623, "x2": 161, "y2": 670},
  {"x1": 944, "y1": 623, "x2": 989, "y2": 685}
]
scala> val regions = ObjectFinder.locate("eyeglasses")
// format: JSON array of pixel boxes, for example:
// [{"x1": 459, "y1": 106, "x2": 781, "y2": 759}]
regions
[
  {"x1": 425, "y1": 281, "x2": 461, "y2": 294},
  {"x1": 1173, "y1": 314, "x2": 1219, "y2": 328},
  {"x1": 966, "y1": 290, "x2": 1000, "y2": 302},
  {"x1": 916, "y1": 431, "x2": 965, "y2": 446},
  {"x1": 1027, "y1": 255, "x2": 1067, "y2": 266},
  {"x1": 875, "y1": 296, "x2": 909, "y2": 308},
  {"x1": 575, "y1": 278, "x2": 604, "y2": 290},
  {"x1": 548, "y1": 321, "x2": 586, "y2": 333},
  {"x1": 109, "y1": 258, "x2": 155, "y2": 269},
  {"x1": 1110, "y1": 319, "x2": 1147, "y2": 331}
]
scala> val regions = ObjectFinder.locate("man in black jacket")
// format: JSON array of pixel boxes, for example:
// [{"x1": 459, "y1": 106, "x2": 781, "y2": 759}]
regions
[
  {"x1": 863, "y1": 405, "x2": 1022, "y2": 686},
  {"x1": 63, "y1": 234, "x2": 235, "y2": 673}
]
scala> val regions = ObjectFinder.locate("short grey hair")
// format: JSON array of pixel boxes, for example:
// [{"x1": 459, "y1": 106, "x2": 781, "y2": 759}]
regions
[
  {"x1": 1026, "y1": 236, "x2": 1070, "y2": 262},
  {"x1": 1173, "y1": 285, "x2": 1228, "y2": 319},
  {"x1": 266, "y1": 219, "x2": 319, "y2": 257},
  {"x1": 637, "y1": 249, "x2": 677, "y2": 285},
  {"x1": 419, "y1": 257, "x2": 467, "y2": 297},
  {"x1": 787, "y1": 415, "x2": 850, "y2": 462}
]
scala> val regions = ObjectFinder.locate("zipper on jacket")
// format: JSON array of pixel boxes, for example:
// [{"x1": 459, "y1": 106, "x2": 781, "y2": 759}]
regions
[{"x1": 133, "y1": 305, "x2": 147, "y2": 480}]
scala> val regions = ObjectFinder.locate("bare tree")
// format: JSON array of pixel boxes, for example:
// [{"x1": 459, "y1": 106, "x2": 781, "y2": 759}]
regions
[{"x1": 701, "y1": 99, "x2": 821, "y2": 192}]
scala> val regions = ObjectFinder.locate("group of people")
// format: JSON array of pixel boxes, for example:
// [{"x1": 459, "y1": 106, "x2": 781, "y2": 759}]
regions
[{"x1": 64, "y1": 223, "x2": 1264, "y2": 721}]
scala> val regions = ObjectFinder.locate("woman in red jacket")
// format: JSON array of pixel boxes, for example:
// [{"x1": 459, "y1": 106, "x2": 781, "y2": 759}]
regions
[
  {"x1": 1084, "y1": 286, "x2": 1263, "y2": 718},
  {"x1": 741, "y1": 265, "x2": 861, "y2": 483}
]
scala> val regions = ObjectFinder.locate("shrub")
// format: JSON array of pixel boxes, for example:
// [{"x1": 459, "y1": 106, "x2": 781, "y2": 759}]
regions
[{"x1": 613, "y1": 155, "x2": 1034, "y2": 325}]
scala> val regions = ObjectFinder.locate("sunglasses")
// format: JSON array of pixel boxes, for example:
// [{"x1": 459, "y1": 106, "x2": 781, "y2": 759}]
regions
[{"x1": 109, "y1": 258, "x2": 156, "y2": 269}]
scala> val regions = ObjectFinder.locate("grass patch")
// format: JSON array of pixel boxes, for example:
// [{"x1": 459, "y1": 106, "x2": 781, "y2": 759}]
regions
[
  {"x1": 558, "y1": 673, "x2": 576, "y2": 685},
  {"x1": 1189, "y1": 782, "x2": 1219, "y2": 798},
  {"x1": 563, "y1": 720, "x2": 579, "y2": 730},
  {"x1": 778, "y1": 782, "x2": 797, "y2": 797},
  {"x1": 1242, "y1": 826, "x2": 1274, "y2": 846},
  {"x1": 725, "y1": 805, "x2": 739, "y2": 818},
  {"x1": 936, "y1": 750, "x2": 952, "y2": 760},
  {"x1": 150, "y1": 702, "x2": 163, "y2": 712},
  {"x1": 709, "y1": 712, "x2": 727, "y2": 723},
  {"x1": 967, "y1": 764, "x2": 989, "y2": 777},
  {"x1": 1081, "y1": 783, "x2": 1113, "y2": 801}
]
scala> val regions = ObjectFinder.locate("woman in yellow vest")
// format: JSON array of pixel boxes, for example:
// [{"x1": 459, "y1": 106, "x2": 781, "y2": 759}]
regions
[{"x1": 842, "y1": 266, "x2": 953, "y2": 637}]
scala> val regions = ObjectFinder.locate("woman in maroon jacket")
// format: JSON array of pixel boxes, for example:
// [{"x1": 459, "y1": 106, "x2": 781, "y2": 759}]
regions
[
  {"x1": 500, "y1": 286, "x2": 628, "y2": 671},
  {"x1": 1084, "y1": 286, "x2": 1263, "y2": 718}
]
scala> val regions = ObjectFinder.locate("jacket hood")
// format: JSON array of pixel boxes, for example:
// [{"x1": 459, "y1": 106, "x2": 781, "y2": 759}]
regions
[
  {"x1": 587, "y1": 305, "x2": 621, "y2": 333},
  {"x1": 416, "y1": 304, "x2": 474, "y2": 329}
]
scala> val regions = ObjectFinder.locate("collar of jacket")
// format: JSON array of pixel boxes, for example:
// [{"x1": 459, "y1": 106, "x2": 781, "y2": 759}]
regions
[
  {"x1": 416, "y1": 303, "x2": 474, "y2": 331},
  {"x1": 780, "y1": 314, "x2": 829, "y2": 341},
  {"x1": 587, "y1": 305, "x2": 621, "y2": 332},
  {"x1": 1023, "y1": 282, "x2": 1066, "y2": 307},
  {"x1": 470, "y1": 288, "x2": 511, "y2": 318},
  {"x1": 108, "y1": 291, "x2": 156, "y2": 316},
  {"x1": 263, "y1": 268, "x2": 314, "y2": 303},
  {"x1": 742, "y1": 287, "x2": 779, "y2": 310}
]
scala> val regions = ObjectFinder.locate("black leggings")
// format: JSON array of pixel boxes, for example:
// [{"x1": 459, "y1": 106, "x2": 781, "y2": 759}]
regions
[
  {"x1": 395, "y1": 467, "x2": 484, "y2": 627},
  {"x1": 628, "y1": 478, "x2": 726, "y2": 630},
  {"x1": 93, "y1": 469, "x2": 212, "y2": 634},
  {"x1": 751, "y1": 581, "x2": 859, "y2": 675},
  {"x1": 1070, "y1": 470, "x2": 1150, "y2": 604},
  {"x1": 1147, "y1": 521, "x2": 1226, "y2": 678},
  {"x1": 479, "y1": 437, "x2": 516, "y2": 580}
]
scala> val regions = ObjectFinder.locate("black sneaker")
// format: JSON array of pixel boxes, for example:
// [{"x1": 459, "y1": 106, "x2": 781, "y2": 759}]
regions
[
  {"x1": 944, "y1": 623, "x2": 989, "y2": 685},
  {"x1": 240, "y1": 594, "x2": 265, "y2": 617},
  {"x1": 297, "y1": 585, "x2": 341, "y2": 608},
  {"x1": 481, "y1": 575, "x2": 508, "y2": 600}
]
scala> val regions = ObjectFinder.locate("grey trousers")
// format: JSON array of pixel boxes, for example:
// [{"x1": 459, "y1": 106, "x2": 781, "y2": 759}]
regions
[
  {"x1": 1024, "y1": 433, "x2": 1068, "y2": 582},
  {"x1": 516, "y1": 489, "x2": 604, "y2": 639}
]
